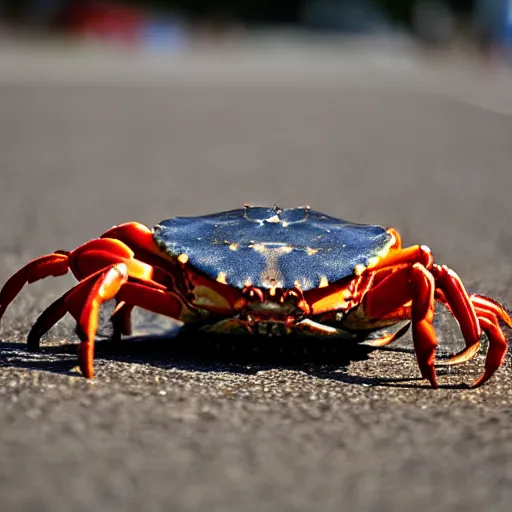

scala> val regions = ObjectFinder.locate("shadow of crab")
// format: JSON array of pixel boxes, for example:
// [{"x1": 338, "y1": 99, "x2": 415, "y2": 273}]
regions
[
  {"x1": 0, "y1": 303, "x2": 479, "y2": 389},
  {"x1": 0, "y1": 328, "x2": 380, "y2": 380},
  {"x1": 0, "y1": 330, "x2": 470, "y2": 390}
]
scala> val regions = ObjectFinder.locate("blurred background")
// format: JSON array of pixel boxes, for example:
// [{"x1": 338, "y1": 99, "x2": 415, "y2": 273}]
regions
[
  {"x1": 1, "y1": 4, "x2": 512, "y2": 512},
  {"x1": 1, "y1": 0, "x2": 512, "y2": 285},
  {"x1": 0, "y1": 0, "x2": 512, "y2": 60}
]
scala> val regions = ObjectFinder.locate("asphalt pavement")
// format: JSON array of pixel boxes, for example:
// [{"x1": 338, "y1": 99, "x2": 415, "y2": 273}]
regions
[{"x1": 1, "y1": 42, "x2": 512, "y2": 512}]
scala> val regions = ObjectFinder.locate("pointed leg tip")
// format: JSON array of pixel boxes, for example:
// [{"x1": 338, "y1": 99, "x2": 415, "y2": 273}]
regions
[
  {"x1": 79, "y1": 366, "x2": 95, "y2": 379},
  {"x1": 470, "y1": 368, "x2": 498, "y2": 388},
  {"x1": 77, "y1": 342, "x2": 95, "y2": 379},
  {"x1": 110, "y1": 331, "x2": 122, "y2": 343},
  {"x1": 27, "y1": 332, "x2": 42, "y2": 352},
  {"x1": 423, "y1": 372, "x2": 438, "y2": 389},
  {"x1": 470, "y1": 376, "x2": 486, "y2": 389},
  {"x1": 436, "y1": 343, "x2": 481, "y2": 367}
]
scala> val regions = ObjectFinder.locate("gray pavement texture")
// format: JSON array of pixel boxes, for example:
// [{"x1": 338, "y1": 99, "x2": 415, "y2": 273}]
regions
[{"x1": 1, "y1": 47, "x2": 512, "y2": 512}]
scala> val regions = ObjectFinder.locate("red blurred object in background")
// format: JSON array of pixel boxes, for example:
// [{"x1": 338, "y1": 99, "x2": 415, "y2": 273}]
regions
[{"x1": 59, "y1": 0, "x2": 146, "y2": 43}]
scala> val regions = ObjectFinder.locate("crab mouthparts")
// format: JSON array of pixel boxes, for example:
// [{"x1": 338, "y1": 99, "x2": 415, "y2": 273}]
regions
[
  {"x1": 240, "y1": 286, "x2": 307, "y2": 330},
  {"x1": 248, "y1": 300, "x2": 295, "y2": 313},
  {"x1": 244, "y1": 297, "x2": 302, "y2": 327},
  {"x1": 245, "y1": 320, "x2": 292, "y2": 336}
]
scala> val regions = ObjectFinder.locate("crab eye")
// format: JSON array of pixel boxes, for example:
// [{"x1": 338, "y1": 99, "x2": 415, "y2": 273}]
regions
[
  {"x1": 283, "y1": 287, "x2": 305, "y2": 304},
  {"x1": 242, "y1": 286, "x2": 264, "y2": 302}
]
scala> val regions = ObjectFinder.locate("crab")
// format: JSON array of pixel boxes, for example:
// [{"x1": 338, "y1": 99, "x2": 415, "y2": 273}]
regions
[{"x1": 0, "y1": 205, "x2": 510, "y2": 387}]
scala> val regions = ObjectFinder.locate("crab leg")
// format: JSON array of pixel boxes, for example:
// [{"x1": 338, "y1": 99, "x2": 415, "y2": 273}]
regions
[
  {"x1": 0, "y1": 236, "x2": 180, "y2": 328},
  {"x1": 25, "y1": 273, "x2": 167, "y2": 351},
  {"x1": 364, "y1": 262, "x2": 439, "y2": 387},
  {"x1": 433, "y1": 281, "x2": 512, "y2": 373},
  {"x1": 0, "y1": 251, "x2": 70, "y2": 321},
  {"x1": 363, "y1": 248, "x2": 495, "y2": 367},
  {"x1": 71, "y1": 264, "x2": 129, "y2": 377},
  {"x1": 100, "y1": 224, "x2": 191, "y2": 335},
  {"x1": 385, "y1": 227, "x2": 402, "y2": 249},
  {"x1": 469, "y1": 305, "x2": 509, "y2": 388},
  {"x1": 100, "y1": 222, "x2": 174, "y2": 272},
  {"x1": 364, "y1": 258, "x2": 510, "y2": 386},
  {"x1": 368, "y1": 249, "x2": 484, "y2": 360},
  {"x1": 364, "y1": 322, "x2": 411, "y2": 348},
  {"x1": 369, "y1": 244, "x2": 433, "y2": 271},
  {"x1": 430, "y1": 264, "x2": 482, "y2": 365},
  {"x1": 76, "y1": 272, "x2": 196, "y2": 378},
  {"x1": 29, "y1": 264, "x2": 195, "y2": 378},
  {"x1": 0, "y1": 238, "x2": 151, "y2": 321},
  {"x1": 111, "y1": 301, "x2": 135, "y2": 340},
  {"x1": 71, "y1": 237, "x2": 181, "y2": 338},
  {"x1": 27, "y1": 289, "x2": 72, "y2": 351},
  {"x1": 101, "y1": 222, "x2": 157, "y2": 255},
  {"x1": 463, "y1": 294, "x2": 512, "y2": 387},
  {"x1": 308, "y1": 245, "x2": 433, "y2": 317},
  {"x1": 470, "y1": 293, "x2": 512, "y2": 328},
  {"x1": 6, "y1": 237, "x2": 192, "y2": 356},
  {"x1": 433, "y1": 288, "x2": 481, "y2": 364},
  {"x1": 23, "y1": 268, "x2": 123, "y2": 354}
]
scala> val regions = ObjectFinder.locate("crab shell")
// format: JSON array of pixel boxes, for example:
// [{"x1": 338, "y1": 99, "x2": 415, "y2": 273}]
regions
[
  {"x1": 154, "y1": 206, "x2": 393, "y2": 291},
  {"x1": 0, "y1": 204, "x2": 510, "y2": 387},
  {"x1": 152, "y1": 205, "x2": 396, "y2": 336}
]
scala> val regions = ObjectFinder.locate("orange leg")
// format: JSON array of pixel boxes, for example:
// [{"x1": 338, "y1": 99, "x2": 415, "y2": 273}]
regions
[
  {"x1": 470, "y1": 293, "x2": 512, "y2": 328},
  {"x1": 30, "y1": 264, "x2": 195, "y2": 378},
  {"x1": 410, "y1": 264, "x2": 438, "y2": 387},
  {"x1": 74, "y1": 271, "x2": 195, "y2": 378},
  {"x1": 364, "y1": 263, "x2": 438, "y2": 387},
  {"x1": 0, "y1": 233, "x2": 199, "y2": 359},
  {"x1": 474, "y1": 317, "x2": 507, "y2": 388},
  {"x1": 431, "y1": 265, "x2": 482, "y2": 365},
  {"x1": 365, "y1": 260, "x2": 509, "y2": 386},
  {"x1": 69, "y1": 237, "x2": 181, "y2": 340},
  {"x1": 369, "y1": 244, "x2": 433, "y2": 271},
  {"x1": 20, "y1": 266, "x2": 130, "y2": 363},
  {"x1": 385, "y1": 227, "x2": 402, "y2": 250},
  {"x1": 100, "y1": 222, "x2": 242, "y2": 332},
  {"x1": 433, "y1": 288, "x2": 482, "y2": 366},
  {"x1": 472, "y1": 307, "x2": 508, "y2": 388},
  {"x1": 312, "y1": 244, "x2": 507, "y2": 386},
  {"x1": 100, "y1": 222, "x2": 175, "y2": 273},
  {"x1": 71, "y1": 264, "x2": 129, "y2": 378},
  {"x1": 367, "y1": 252, "x2": 490, "y2": 370},
  {"x1": 364, "y1": 322, "x2": 410, "y2": 348},
  {"x1": 468, "y1": 301, "x2": 511, "y2": 388},
  {"x1": 0, "y1": 237, "x2": 165, "y2": 322},
  {"x1": 27, "y1": 289, "x2": 72, "y2": 351},
  {"x1": 0, "y1": 251, "x2": 70, "y2": 322},
  {"x1": 433, "y1": 284, "x2": 512, "y2": 376},
  {"x1": 433, "y1": 288, "x2": 480, "y2": 364},
  {"x1": 68, "y1": 237, "x2": 163, "y2": 284},
  {"x1": 101, "y1": 222, "x2": 157, "y2": 255},
  {"x1": 308, "y1": 245, "x2": 433, "y2": 316},
  {"x1": 26, "y1": 276, "x2": 167, "y2": 352},
  {"x1": 111, "y1": 301, "x2": 135, "y2": 340},
  {"x1": 0, "y1": 235, "x2": 181, "y2": 334}
]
